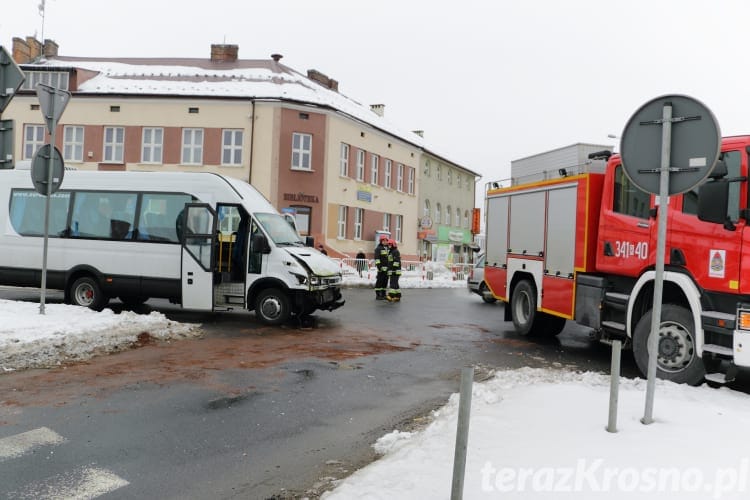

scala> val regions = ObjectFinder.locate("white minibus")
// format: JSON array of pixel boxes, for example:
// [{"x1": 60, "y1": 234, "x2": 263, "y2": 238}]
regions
[{"x1": 0, "y1": 170, "x2": 345, "y2": 325}]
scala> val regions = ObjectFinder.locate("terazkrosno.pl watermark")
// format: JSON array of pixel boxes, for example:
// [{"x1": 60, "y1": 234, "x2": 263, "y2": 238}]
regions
[{"x1": 480, "y1": 459, "x2": 749, "y2": 498}]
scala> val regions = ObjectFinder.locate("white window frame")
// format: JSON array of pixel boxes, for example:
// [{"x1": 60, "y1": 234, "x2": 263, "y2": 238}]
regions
[
  {"x1": 397, "y1": 164, "x2": 404, "y2": 192},
  {"x1": 222, "y1": 129, "x2": 243, "y2": 166},
  {"x1": 181, "y1": 128, "x2": 203, "y2": 165},
  {"x1": 21, "y1": 71, "x2": 70, "y2": 91},
  {"x1": 385, "y1": 159, "x2": 392, "y2": 188},
  {"x1": 383, "y1": 213, "x2": 391, "y2": 232},
  {"x1": 103, "y1": 126, "x2": 125, "y2": 163},
  {"x1": 446, "y1": 205, "x2": 452, "y2": 225},
  {"x1": 437, "y1": 165, "x2": 442, "y2": 181},
  {"x1": 23, "y1": 124, "x2": 46, "y2": 160},
  {"x1": 63, "y1": 125, "x2": 84, "y2": 162},
  {"x1": 340, "y1": 143, "x2": 350, "y2": 177},
  {"x1": 395, "y1": 215, "x2": 403, "y2": 242},
  {"x1": 337, "y1": 205, "x2": 347, "y2": 239},
  {"x1": 456, "y1": 207, "x2": 461, "y2": 227},
  {"x1": 436, "y1": 203, "x2": 441, "y2": 225},
  {"x1": 448, "y1": 169, "x2": 452, "y2": 185},
  {"x1": 291, "y1": 132, "x2": 312, "y2": 170},
  {"x1": 424, "y1": 199, "x2": 431, "y2": 217},
  {"x1": 141, "y1": 127, "x2": 163, "y2": 164},
  {"x1": 370, "y1": 155, "x2": 379, "y2": 185},
  {"x1": 354, "y1": 207, "x2": 364, "y2": 240},
  {"x1": 464, "y1": 210, "x2": 470, "y2": 229},
  {"x1": 457, "y1": 174, "x2": 462, "y2": 189},
  {"x1": 356, "y1": 149, "x2": 365, "y2": 181},
  {"x1": 408, "y1": 167, "x2": 415, "y2": 194}
]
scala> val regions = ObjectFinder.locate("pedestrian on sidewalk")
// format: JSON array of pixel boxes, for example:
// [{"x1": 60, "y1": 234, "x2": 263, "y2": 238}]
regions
[
  {"x1": 386, "y1": 239, "x2": 402, "y2": 302},
  {"x1": 355, "y1": 248, "x2": 367, "y2": 277}
]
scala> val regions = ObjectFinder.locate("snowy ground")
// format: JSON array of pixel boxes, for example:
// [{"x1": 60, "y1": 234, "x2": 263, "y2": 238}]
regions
[{"x1": 322, "y1": 368, "x2": 750, "y2": 500}]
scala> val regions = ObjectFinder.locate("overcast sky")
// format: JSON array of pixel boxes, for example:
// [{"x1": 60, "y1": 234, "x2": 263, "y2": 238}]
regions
[{"x1": 4, "y1": 0, "x2": 749, "y2": 191}]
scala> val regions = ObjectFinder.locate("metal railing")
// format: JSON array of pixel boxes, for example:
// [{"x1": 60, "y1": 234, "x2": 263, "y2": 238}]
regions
[{"x1": 333, "y1": 258, "x2": 473, "y2": 282}]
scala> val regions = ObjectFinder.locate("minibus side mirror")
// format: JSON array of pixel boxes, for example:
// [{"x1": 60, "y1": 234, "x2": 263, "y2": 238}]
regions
[{"x1": 251, "y1": 233, "x2": 271, "y2": 254}]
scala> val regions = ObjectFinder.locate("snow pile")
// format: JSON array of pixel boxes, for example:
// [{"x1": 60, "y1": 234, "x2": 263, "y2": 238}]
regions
[
  {"x1": 323, "y1": 367, "x2": 750, "y2": 499},
  {"x1": 0, "y1": 299, "x2": 201, "y2": 372}
]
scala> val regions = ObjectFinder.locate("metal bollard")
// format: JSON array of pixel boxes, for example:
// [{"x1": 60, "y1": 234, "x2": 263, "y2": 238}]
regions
[
  {"x1": 451, "y1": 366, "x2": 474, "y2": 500},
  {"x1": 607, "y1": 339, "x2": 622, "y2": 433}
]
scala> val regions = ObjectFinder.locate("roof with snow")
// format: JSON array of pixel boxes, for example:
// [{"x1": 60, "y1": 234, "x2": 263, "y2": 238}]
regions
[{"x1": 20, "y1": 55, "x2": 479, "y2": 177}]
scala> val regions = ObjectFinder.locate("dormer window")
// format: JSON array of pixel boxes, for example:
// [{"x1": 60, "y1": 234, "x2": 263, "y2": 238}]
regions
[{"x1": 21, "y1": 70, "x2": 70, "y2": 91}]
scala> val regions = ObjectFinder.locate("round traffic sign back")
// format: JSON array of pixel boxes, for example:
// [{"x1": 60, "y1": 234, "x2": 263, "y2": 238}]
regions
[
  {"x1": 620, "y1": 94, "x2": 720, "y2": 195},
  {"x1": 31, "y1": 144, "x2": 65, "y2": 195}
]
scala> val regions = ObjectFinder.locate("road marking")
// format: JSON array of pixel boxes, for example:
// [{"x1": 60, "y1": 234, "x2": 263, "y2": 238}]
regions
[
  {"x1": 9, "y1": 466, "x2": 129, "y2": 499},
  {"x1": 0, "y1": 427, "x2": 66, "y2": 460}
]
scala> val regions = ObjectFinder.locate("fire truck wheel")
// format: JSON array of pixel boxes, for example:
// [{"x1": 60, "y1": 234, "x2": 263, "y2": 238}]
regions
[
  {"x1": 633, "y1": 304, "x2": 705, "y2": 386},
  {"x1": 540, "y1": 314, "x2": 567, "y2": 336},
  {"x1": 511, "y1": 279, "x2": 541, "y2": 336}
]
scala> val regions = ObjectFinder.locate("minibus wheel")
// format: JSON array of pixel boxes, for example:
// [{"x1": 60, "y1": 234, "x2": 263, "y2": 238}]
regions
[
  {"x1": 70, "y1": 276, "x2": 108, "y2": 311},
  {"x1": 255, "y1": 288, "x2": 290, "y2": 325}
]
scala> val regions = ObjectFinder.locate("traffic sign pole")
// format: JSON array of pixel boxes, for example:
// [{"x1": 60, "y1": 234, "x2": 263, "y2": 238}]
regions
[
  {"x1": 39, "y1": 123, "x2": 56, "y2": 314},
  {"x1": 641, "y1": 103, "x2": 672, "y2": 425}
]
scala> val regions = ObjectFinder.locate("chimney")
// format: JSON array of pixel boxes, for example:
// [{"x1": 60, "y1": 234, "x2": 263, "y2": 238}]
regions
[
  {"x1": 43, "y1": 39, "x2": 59, "y2": 58},
  {"x1": 412, "y1": 130, "x2": 424, "y2": 137},
  {"x1": 370, "y1": 104, "x2": 385, "y2": 117},
  {"x1": 26, "y1": 36, "x2": 42, "y2": 59},
  {"x1": 307, "y1": 69, "x2": 338, "y2": 92},
  {"x1": 271, "y1": 53, "x2": 283, "y2": 62},
  {"x1": 12, "y1": 37, "x2": 32, "y2": 63},
  {"x1": 210, "y1": 43, "x2": 238, "y2": 62}
]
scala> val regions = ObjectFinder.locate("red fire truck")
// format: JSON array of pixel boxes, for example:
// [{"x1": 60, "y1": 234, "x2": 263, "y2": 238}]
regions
[{"x1": 484, "y1": 136, "x2": 750, "y2": 385}]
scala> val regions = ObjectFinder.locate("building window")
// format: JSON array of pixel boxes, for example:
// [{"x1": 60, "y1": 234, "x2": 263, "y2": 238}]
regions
[
  {"x1": 23, "y1": 124, "x2": 46, "y2": 160},
  {"x1": 340, "y1": 143, "x2": 350, "y2": 177},
  {"x1": 437, "y1": 165, "x2": 442, "y2": 181},
  {"x1": 354, "y1": 207, "x2": 364, "y2": 240},
  {"x1": 408, "y1": 167, "x2": 415, "y2": 194},
  {"x1": 63, "y1": 125, "x2": 84, "y2": 162},
  {"x1": 397, "y1": 164, "x2": 404, "y2": 192},
  {"x1": 21, "y1": 71, "x2": 69, "y2": 91},
  {"x1": 456, "y1": 207, "x2": 461, "y2": 227},
  {"x1": 141, "y1": 127, "x2": 163, "y2": 164},
  {"x1": 103, "y1": 126, "x2": 125, "y2": 163},
  {"x1": 181, "y1": 128, "x2": 203, "y2": 165},
  {"x1": 446, "y1": 205, "x2": 452, "y2": 225},
  {"x1": 222, "y1": 129, "x2": 243, "y2": 166},
  {"x1": 356, "y1": 149, "x2": 365, "y2": 181},
  {"x1": 370, "y1": 155, "x2": 379, "y2": 185},
  {"x1": 383, "y1": 213, "x2": 391, "y2": 232},
  {"x1": 457, "y1": 174, "x2": 462, "y2": 189},
  {"x1": 292, "y1": 132, "x2": 312, "y2": 170},
  {"x1": 448, "y1": 169, "x2": 452, "y2": 185},
  {"x1": 464, "y1": 210, "x2": 470, "y2": 229},
  {"x1": 436, "y1": 203, "x2": 441, "y2": 225},
  {"x1": 337, "y1": 205, "x2": 347, "y2": 239},
  {"x1": 424, "y1": 199, "x2": 430, "y2": 217},
  {"x1": 424, "y1": 159, "x2": 431, "y2": 176},
  {"x1": 385, "y1": 159, "x2": 392, "y2": 188},
  {"x1": 395, "y1": 215, "x2": 403, "y2": 242}
]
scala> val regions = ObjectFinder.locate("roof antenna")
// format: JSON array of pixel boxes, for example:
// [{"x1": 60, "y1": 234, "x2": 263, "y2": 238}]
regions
[{"x1": 38, "y1": 0, "x2": 46, "y2": 46}]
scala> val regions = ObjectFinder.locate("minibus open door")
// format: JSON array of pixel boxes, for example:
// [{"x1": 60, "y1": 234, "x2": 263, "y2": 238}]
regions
[{"x1": 180, "y1": 203, "x2": 216, "y2": 310}]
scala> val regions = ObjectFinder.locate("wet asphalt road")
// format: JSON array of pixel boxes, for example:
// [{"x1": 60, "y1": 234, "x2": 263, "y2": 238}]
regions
[{"x1": 0, "y1": 287, "x2": 653, "y2": 499}]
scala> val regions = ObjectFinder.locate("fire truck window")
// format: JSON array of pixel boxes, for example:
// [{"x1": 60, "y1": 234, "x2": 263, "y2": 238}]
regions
[
  {"x1": 682, "y1": 151, "x2": 741, "y2": 222},
  {"x1": 613, "y1": 165, "x2": 650, "y2": 219}
]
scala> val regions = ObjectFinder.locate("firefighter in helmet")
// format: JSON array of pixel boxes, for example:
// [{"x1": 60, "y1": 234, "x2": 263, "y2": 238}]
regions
[
  {"x1": 373, "y1": 234, "x2": 390, "y2": 300},
  {"x1": 386, "y1": 238, "x2": 402, "y2": 302}
]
